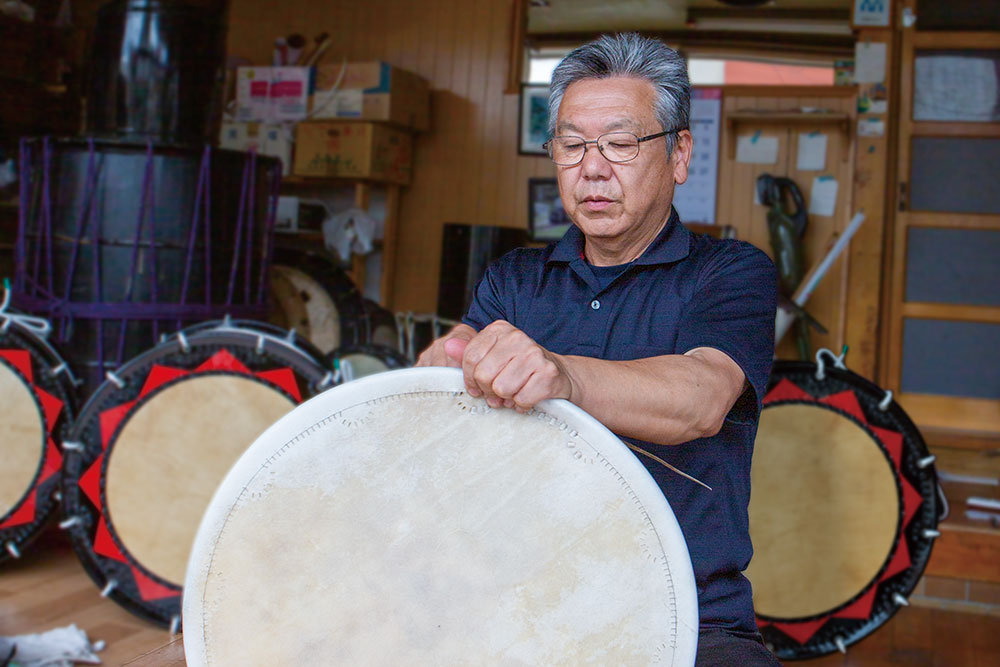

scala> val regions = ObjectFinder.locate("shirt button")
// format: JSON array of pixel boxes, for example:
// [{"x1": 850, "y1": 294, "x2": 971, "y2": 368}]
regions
[{"x1": 590, "y1": 299, "x2": 601, "y2": 310}]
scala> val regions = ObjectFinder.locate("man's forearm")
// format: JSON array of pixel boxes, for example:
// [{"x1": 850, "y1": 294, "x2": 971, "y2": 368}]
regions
[{"x1": 558, "y1": 348, "x2": 746, "y2": 446}]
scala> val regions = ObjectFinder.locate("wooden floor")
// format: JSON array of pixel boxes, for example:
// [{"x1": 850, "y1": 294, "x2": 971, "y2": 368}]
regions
[
  {"x1": 3, "y1": 527, "x2": 1000, "y2": 665},
  {"x1": 0, "y1": 528, "x2": 177, "y2": 666}
]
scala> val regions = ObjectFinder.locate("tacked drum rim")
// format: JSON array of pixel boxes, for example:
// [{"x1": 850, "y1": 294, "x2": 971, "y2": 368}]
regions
[
  {"x1": 183, "y1": 367, "x2": 700, "y2": 666},
  {"x1": 61, "y1": 326, "x2": 330, "y2": 627},
  {"x1": 752, "y1": 360, "x2": 941, "y2": 660},
  {"x1": 0, "y1": 319, "x2": 75, "y2": 564}
]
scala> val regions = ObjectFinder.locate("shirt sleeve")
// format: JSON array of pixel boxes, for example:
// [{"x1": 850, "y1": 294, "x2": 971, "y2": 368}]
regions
[
  {"x1": 675, "y1": 240, "x2": 777, "y2": 413},
  {"x1": 461, "y1": 262, "x2": 509, "y2": 332}
]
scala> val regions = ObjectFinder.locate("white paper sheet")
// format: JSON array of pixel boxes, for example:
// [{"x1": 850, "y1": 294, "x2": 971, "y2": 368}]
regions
[
  {"x1": 673, "y1": 88, "x2": 722, "y2": 223},
  {"x1": 854, "y1": 42, "x2": 887, "y2": 84},
  {"x1": 796, "y1": 133, "x2": 828, "y2": 171},
  {"x1": 809, "y1": 177, "x2": 839, "y2": 217},
  {"x1": 736, "y1": 133, "x2": 778, "y2": 164}
]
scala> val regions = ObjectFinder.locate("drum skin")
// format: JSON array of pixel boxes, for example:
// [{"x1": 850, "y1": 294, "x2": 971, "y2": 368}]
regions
[
  {"x1": 0, "y1": 319, "x2": 75, "y2": 564},
  {"x1": 184, "y1": 368, "x2": 699, "y2": 666},
  {"x1": 60, "y1": 324, "x2": 330, "y2": 627},
  {"x1": 268, "y1": 248, "x2": 367, "y2": 354},
  {"x1": 748, "y1": 359, "x2": 942, "y2": 660}
]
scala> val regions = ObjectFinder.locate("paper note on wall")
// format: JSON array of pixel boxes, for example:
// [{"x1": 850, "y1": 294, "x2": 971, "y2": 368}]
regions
[
  {"x1": 854, "y1": 42, "x2": 887, "y2": 84},
  {"x1": 736, "y1": 133, "x2": 778, "y2": 164},
  {"x1": 797, "y1": 133, "x2": 828, "y2": 171},
  {"x1": 673, "y1": 88, "x2": 722, "y2": 223},
  {"x1": 809, "y1": 176, "x2": 839, "y2": 217}
]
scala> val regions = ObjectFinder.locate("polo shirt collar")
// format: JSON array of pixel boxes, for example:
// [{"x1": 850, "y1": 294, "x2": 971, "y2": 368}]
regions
[{"x1": 547, "y1": 206, "x2": 690, "y2": 266}]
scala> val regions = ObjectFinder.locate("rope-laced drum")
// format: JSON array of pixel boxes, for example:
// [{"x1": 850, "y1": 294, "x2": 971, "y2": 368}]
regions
[
  {"x1": 0, "y1": 313, "x2": 76, "y2": 564},
  {"x1": 184, "y1": 368, "x2": 699, "y2": 665},
  {"x1": 747, "y1": 350, "x2": 943, "y2": 660},
  {"x1": 60, "y1": 322, "x2": 332, "y2": 628}
]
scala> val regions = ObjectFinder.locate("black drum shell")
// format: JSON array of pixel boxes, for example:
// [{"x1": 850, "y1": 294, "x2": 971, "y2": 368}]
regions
[{"x1": 15, "y1": 138, "x2": 279, "y2": 394}]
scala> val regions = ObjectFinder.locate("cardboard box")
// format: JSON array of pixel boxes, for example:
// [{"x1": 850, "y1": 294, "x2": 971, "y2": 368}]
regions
[
  {"x1": 269, "y1": 67, "x2": 313, "y2": 121},
  {"x1": 312, "y1": 61, "x2": 430, "y2": 131},
  {"x1": 219, "y1": 122, "x2": 293, "y2": 175},
  {"x1": 293, "y1": 121, "x2": 413, "y2": 184},
  {"x1": 235, "y1": 67, "x2": 272, "y2": 122},
  {"x1": 235, "y1": 66, "x2": 314, "y2": 122}
]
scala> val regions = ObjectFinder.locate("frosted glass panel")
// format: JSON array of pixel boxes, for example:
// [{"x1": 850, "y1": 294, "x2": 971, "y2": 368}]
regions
[
  {"x1": 901, "y1": 319, "x2": 1000, "y2": 400},
  {"x1": 910, "y1": 138, "x2": 1000, "y2": 214},
  {"x1": 905, "y1": 228, "x2": 1000, "y2": 306},
  {"x1": 914, "y1": 50, "x2": 1000, "y2": 122}
]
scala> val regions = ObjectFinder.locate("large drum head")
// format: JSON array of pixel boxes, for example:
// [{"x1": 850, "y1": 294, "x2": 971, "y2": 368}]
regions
[
  {"x1": 748, "y1": 360, "x2": 941, "y2": 660},
  {"x1": 748, "y1": 403, "x2": 899, "y2": 619},
  {"x1": 106, "y1": 375, "x2": 295, "y2": 585},
  {"x1": 0, "y1": 362, "x2": 45, "y2": 514},
  {"x1": 184, "y1": 368, "x2": 698, "y2": 665},
  {"x1": 61, "y1": 325, "x2": 330, "y2": 626},
  {"x1": 0, "y1": 321, "x2": 75, "y2": 564}
]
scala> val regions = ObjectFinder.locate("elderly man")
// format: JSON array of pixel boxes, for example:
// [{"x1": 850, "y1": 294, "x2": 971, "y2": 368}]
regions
[{"x1": 418, "y1": 33, "x2": 778, "y2": 665}]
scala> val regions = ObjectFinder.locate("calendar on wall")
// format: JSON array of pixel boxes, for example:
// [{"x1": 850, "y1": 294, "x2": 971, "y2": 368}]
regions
[{"x1": 673, "y1": 88, "x2": 722, "y2": 224}]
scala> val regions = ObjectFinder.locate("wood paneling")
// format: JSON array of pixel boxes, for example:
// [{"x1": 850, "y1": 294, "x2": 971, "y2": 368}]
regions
[
  {"x1": 715, "y1": 86, "x2": 857, "y2": 361},
  {"x1": 229, "y1": 0, "x2": 554, "y2": 313}
]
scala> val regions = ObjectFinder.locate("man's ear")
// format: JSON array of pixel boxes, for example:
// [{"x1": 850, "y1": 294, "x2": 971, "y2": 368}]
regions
[{"x1": 671, "y1": 130, "x2": 694, "y2": 186}]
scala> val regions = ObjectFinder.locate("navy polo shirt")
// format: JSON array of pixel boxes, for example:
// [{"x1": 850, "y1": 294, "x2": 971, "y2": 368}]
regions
[{"x1": 463, "y1": 208, "x2": 777, "y2": 633}]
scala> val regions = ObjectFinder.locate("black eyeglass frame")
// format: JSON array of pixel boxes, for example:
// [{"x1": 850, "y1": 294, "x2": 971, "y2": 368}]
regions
[{"x1": 543, "y1": 128, "x2": 686, "y2": 166}]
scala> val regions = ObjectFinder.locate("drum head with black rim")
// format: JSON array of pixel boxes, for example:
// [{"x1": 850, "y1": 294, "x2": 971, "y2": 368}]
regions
[
  {"x1": 60, "y1": 326, "x2": 330, "y2": 627},
  {"x1": 748, "y1": 359, "x2": 942, "y2": 659},
  {"x1": 0, "y1": 320, "x2": 75, "y2": 564}
]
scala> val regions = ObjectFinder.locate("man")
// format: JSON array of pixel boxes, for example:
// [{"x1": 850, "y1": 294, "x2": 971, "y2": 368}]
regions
[{"x1": 418, "y1": 33, "x2": 778, "y2": 666}]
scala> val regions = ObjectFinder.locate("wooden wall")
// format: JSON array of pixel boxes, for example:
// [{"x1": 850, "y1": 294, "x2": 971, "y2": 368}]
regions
[
  {"x1": 715, "y1": 86, "x2": 857, "y2": 360},
  {"x1": 229, "y1": 0, "x2": 555, "y2": 313}
]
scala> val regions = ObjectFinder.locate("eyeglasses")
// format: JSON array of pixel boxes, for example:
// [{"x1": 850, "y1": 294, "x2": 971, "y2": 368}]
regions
[{"x1": 544, "y1": 129, "x2": 682, "y2": 166}]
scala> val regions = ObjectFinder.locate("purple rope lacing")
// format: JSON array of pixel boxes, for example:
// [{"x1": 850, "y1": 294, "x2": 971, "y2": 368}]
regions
[
  {"x1": 15, "y1": 138, "x2": 29, "y2": 293},
  {"x1": 204, "y1": 148, "x2": 213, "y2": 305},
  {"x1": 243, "y1": 151, "x2": 257, "y2": 304},
  {"x1": 178, "y1": 145, "x2": 211, "y2": 329},
  {"x1": 61, "y1": 139, "x2": 99, "y2": 340},
  {"x1": 226, "y1": 150, "x2": 252, "y2": 306},
  {"x1": 117, "y1": 141, "x2": 156, "y2": 363},
  {"x1": 257, "y1": 161, "x2": 281, "y2": 303},
  {"x1": 147, "y1": 143, "x2": 160, "y2": 341}
]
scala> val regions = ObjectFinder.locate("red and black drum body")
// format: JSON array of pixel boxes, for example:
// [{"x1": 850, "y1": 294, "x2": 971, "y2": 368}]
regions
[
  {"x1": 0, "y1": 318, "x2": 75, "y2": 564},
  {"x1": 748, "y1": 355, "x2": 943, "y2": 660},
  {"x1": 14, "y1": 138, "x2": 281, "y2": 394},
  {"x1": 59, "y1": 323, "x2": 332, "y2": 628}
]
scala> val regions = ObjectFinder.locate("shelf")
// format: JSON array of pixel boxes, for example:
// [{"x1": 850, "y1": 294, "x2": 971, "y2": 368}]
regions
[
  {"x1": 726, "y1": 110, "x2": 853, "y2": 160},
  {"x1": 281, "y1": 175, "x2": 398, "y2": 187}
]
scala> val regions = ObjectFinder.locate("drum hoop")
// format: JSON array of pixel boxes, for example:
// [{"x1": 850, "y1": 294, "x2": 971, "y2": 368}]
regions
[
  {"x1": 0, "y1": 320, "x2": 75, "y2": 562},
  {"x1": 183, "y1": 367, "x2": 700, "y2": 665},
  {"x1": 61, "y1": 326, "x2": 328, "y2": 627},
  {"x1": 754, "y1": 360, "x2": 940, "y2": 659}
]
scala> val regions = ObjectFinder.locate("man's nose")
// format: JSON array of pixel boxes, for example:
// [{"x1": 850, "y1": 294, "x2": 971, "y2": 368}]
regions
[{"x1": 580, "y1": 143, "x2": 612, "y2": 180}]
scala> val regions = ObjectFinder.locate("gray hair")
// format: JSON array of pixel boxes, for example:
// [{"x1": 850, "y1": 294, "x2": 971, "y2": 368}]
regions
[{"x1": 547, "y1": 33, "x2": 690, "y2": 156}]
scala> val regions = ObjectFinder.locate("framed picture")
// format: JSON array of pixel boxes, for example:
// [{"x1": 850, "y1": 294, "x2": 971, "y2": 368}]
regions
[
  {"x1": 518, "y1": 84, "x2": 550, "y2": 155},
  {"x1": 527, "y1": 178, "x2": 572, "y2": 241}
]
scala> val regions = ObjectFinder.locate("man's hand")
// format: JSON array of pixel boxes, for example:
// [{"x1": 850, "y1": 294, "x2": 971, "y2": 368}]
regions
[
  {"x1": 415, "y1": 323, "x2": 477, "y2": 368},
  {"x1": 458, "y1": 321, "x2": 574, "y2": 412}
]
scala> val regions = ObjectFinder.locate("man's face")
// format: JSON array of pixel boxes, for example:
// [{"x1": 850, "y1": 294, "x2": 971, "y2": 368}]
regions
[{"x1": 554, "y1": 76, "x2": 692, "y2": 248}]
